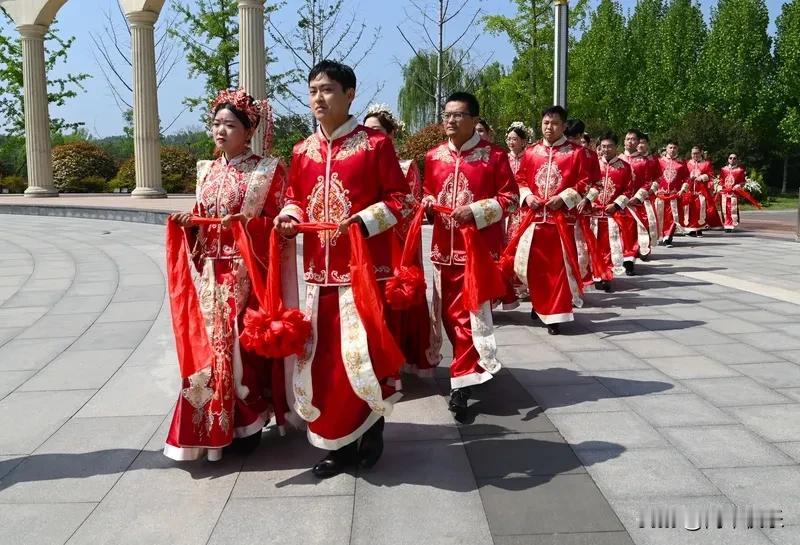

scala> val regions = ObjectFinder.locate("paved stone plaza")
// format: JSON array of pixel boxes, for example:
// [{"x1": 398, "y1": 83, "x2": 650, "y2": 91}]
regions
[{"x1": 1, "y1": 211, "x2": 799, "y2": 545}]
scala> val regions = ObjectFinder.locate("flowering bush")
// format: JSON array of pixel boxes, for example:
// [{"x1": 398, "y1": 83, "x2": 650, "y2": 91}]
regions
[
  {"x1": 0, "y1": 175, "x2": 26, "y2": 193},
  {"x1": 400, "y1": 123, "x2": 446, "y2": 178},
  {"x1": 109, "y1": 146, "x2": 197, "y2": 194},
  {"x1": 52, "y1": 142, "x2": 117, "y2": 192}
]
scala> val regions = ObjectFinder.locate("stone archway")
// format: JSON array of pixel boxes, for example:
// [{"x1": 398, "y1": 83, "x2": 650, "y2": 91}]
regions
[{"x1": 0, "y1": 0, "x2": 269, "y2": 199}]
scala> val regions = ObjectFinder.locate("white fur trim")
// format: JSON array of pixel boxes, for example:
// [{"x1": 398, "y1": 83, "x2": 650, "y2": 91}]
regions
[
  {"x1": 451, "y1": 370, "x2": 494, "y2": 389},
  {"x1": 634, "y1": 188, "x2": 649, "y2": 202},
  {"x1": 614, "y1": 195, "x2": 629, "y2": 209},
  {"x1": 698, "y1": 193, "x2": 707, "y2": 226},
  {"x1": 628, "y1": 208, "x2": 652, "y2": 256},
  {"x1": 307, "y1": 392, "x2": 402, "y2": 450},
  {"x1": 559, "y1": 187, "x2": 582, "y2": 210},
  {"x1": 357, "y1": 201, "x2": 398, "y2": 238},
  {"x1": 534, "y1": 311, "x2": 574, "y2": 325},
  {"x1": 163, "y1": 445, "x2": 205, "y2": 461},
  {"x1": 469, "y1": 198, "x2": 503, "y2": 230},
  {"x1": 585, "y1": 187, "x2": 600, "y2": 202},
  {"x1": 643, "y1": 200, "x2": 659, "y2": 245},
  {"x1": 669, "y1": 199, "x2": 685, "y2": 234},
  {"x1": 560, "y1": 234, "x2": 583, "y2": 309},
  {"x1": 519, "y1": 186, "x2": 533, "y2": 204}
]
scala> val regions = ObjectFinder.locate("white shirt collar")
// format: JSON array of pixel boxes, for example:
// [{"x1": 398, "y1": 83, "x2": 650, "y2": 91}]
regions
[
  {"x1": 542, "y1": 135, "x2": 567, "y2": 147},
  {"x1": 319, "y1": 115, "x2": 359, "y2": 141},
  {"x1": 448, "y1": 131, "x2": 481, "y2": 153}
]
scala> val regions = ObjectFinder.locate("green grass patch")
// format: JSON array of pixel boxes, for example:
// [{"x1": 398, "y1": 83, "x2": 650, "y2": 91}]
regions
[{"x1": 741, "y1": 194, "x2": 799, "y2": 210}]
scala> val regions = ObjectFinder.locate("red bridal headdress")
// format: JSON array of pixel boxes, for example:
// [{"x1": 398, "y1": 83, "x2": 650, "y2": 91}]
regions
[{"x1": 209, "y1": 88, "x2": 274, "y2": 153}]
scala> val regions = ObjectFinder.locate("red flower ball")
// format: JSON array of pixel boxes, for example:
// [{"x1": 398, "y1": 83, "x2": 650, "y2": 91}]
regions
[
  {"x1": 385, "y1": 265, "x2": 427, "y2": 310},
  {"x1": 240, "y1": 307, "x2": 311, "y2": 359}
]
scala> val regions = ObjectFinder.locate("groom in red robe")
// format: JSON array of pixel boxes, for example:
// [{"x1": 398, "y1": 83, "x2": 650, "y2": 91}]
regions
[{"x1": 274, "y1": 60, "x2": 410, "y2": 478}]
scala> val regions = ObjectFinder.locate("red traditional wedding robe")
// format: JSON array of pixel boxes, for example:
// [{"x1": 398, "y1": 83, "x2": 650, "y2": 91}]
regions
[
  {"x1": 684, "y1": 159, "x2": 715, "y2": 232},
  {"x1": 280, "y1": 116, "x2": 410, "y2": 450},
  {"x1": 501, "y1": 150, "x2": 527, "y2": 309},
  {"x1": 424, "y1": 132, "x2": 519, "y2": 388},
  {"x1": 164, "y1": 152, "x2": 290, "y2": 461},
  {"x1": 619, "y1": 151, "x2": 657, "y2": 258},
  {"x1": 655, "y1": 156, "x2": 689, "y2": 242},
  {"x1": 582, "y1": 155, "x2": 634, "y2": 280},
  {"x1": 392, "y1": 158, "x2": 433, "y2": 379},
  {"x1": 719, "y1": 165, "x2": 746, "y2": 230},
  {"x1": 514, "y1": 136, "x2": 588, "y2": 324}
]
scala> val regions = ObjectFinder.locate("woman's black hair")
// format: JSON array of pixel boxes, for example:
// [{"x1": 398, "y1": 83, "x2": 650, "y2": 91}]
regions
[
  {"x1": 214, "y1": 103, "x2": 252, "y2": 130},
  {"x1": 508, "y1": 127, "x2": 528, "y2": 141},
  {"x1": 363, "y1": 111, "x2": 397, "y2": 135}
]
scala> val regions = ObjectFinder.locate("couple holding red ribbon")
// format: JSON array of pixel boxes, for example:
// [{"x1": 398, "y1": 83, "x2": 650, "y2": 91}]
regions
[{"x1": 163, "y1": 61, "x2": 517, "y2": 479}]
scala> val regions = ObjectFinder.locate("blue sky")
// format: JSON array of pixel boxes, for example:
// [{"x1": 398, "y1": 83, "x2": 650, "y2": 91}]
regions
[{"x1": 4, "y1": 0, "x2": 785, "y2": 137}]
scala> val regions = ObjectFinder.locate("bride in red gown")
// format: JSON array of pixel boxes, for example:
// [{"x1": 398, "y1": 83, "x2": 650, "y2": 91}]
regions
[{"x1": 164, "y1": 89, "x2": 292, "y2": 462}]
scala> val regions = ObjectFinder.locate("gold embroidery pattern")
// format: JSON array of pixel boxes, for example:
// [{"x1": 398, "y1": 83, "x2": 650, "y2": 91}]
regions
[
  {"x1": 241, "y1": 157, "x2": 279, "y2": 217},
  {"x1": 464, "y1": 146, "x2": 490, "y2": 163},
  {"x1": 304, "y1": 264, "x2": 327, "y2": 283},
  {"x1": 299, "y1": 135, "x2": 323, "y2": 163},
  {"x1": 436, "y1": 172, "x2": 474, "y2": 229},
  {"x1": 293, "y1": 285, "x2": 319, "y2": 422},
  {"x1": 470, "y1": 304, "x2": 501, "y2": 374},
  {"x1": 339, "y1": 287, "x2": 387, "y2": 416},
  {"x1": 306, "y1": 172, "x2": 351, "y2": 246},
  {"x1": 335, "y1": 130, "x2": 373, "y2": 161},
  {"x1": 663, "y1": 164, "x2": 677, "y2": 184},
  {"x1": 182, "y1": 368, "x2": 214, "y2": 409},
  {"x1": 477, "y1": 199, "x2": 500, "y2": 225},
  {"x1": 534, "y1": 162, "x2": 562, "y2": 196},
  {"x1": 431, "y1": 145, "x2": 455, "y2": 164}
]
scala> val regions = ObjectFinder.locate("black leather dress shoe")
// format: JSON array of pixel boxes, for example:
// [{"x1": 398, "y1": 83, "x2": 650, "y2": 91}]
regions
[
  {"x1": 224, "y1": 429, "x2": 262, "y2": 456},
  {"x1": 547, "y1": 323, "x2": 561, "y2": 335},
  {"x1": 623, "y1": 261, "x2": 635, "y2": 276},
  {"x1": 358, "y1": 417, "x2": 385, "y2": 469},
  {"x1": 312, "y1": 443, "x2": 357, "y2": 479},
  {"x1": 448, "y1": 387, "x2": 471, "y2": 413}
]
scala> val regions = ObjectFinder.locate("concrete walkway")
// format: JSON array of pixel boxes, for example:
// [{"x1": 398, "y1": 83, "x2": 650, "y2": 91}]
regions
[{"x1": 0, "y1": 212, "x2": 799, "y2": 544}]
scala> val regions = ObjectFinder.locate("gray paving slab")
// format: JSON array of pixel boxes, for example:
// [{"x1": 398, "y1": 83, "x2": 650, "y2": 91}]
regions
[
  {"x1": 644, "y1": 355, "x2": 741, "y2": 380},
  {"x1": 577, "y1": 447, "x2": 720, "y2": 499},
  {"x1": 49, "y1": 295, "x2": 112, "y2": 315},
  {"x1": 695, "y1": 342, "x2": 782, "y2": 365},
  {"x1": 18, "y1": 348, "x2": 132, "y2": 391},
  {"x1": 705, "y1": 318, "x2": 768, "y2": 334},
  {"x1": 727, "y1": 404, "x2": 800, "y2": 442},
  {"x1": 0, "y1": 336, "x2": 77, "y2": 372},
  {"x1": 733, "y1": 361, "x2": 800, "y2": 388},
  {"x1": 777, "y1": 350, "x2": 800, "y2": 364},
  {"x1": 478, "y1": 474, "x2": 625, "y2": 536},
  {"x1": 493, "y1": 533, "x2": 635, "y2": 545},
  {"x1": 567, "y1": 349, "x2": 650, "y2": 372},
  {"x1": 683, "y1": 376, "x2": 791, "y2": 407},
  {"x1": 0, "y1": 503, "x2": 97, "y2": 545},
  {"x1": 704, "y1": 466, "x2": 800, "y2": 525},
  {"x1": 548, "y1": 411, "x2": 666, "y2": 450},
  {"x1": 626, "y1": 393, "x2": 737, "y2": 427},
  {"x1": 0, "y1": 390, "x2": 95, "y2": 455},
  {"x1": 0, "y1": 306, "x2": 49, "y2": 327},
  {"x1": 737, "y1": 331, "x2": 800, "y2": 351},
  {"x1": 661, "y1": 425, "x2": 794, "y2": 468},
  {"x1": 593, "y1": 369, "x2": 686, "y2": 396},
  {"x1": 0, "y1": 415, "x2": 161, "y2": 503},
  {"x1": 95, "y1": 300, "x2": 162, "y2": 323},
  {"x1": 611, "y1": 338, "x2": 698, "y2": 359},
  {"x1": 525, "y1": 383, "x2": 627, "y2": 414},
  {"x1": 209, "y1": 496, "x2": 354, "y2": 545},
  {"x1": 0, "y1": 370, "x2": 33, "y2": 399},
  {"x1": 16, "y1": 313, "x2": 99, "y2": 341},
  {"x1": 69, "y1": 320, "x2": 154, "y2": 350},
  {"x1": 352, "y1": 439, "x2": 493, "y2": 545},
  {"x1": 75, "y1": 365, "x2": 177, "y2": 418}
]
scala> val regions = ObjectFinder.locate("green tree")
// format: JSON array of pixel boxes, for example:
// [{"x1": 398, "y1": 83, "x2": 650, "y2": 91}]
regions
[
  {"x1": 653, "y1": 0, "x2": 705, "y2": 132},
  {"x1": 774, "y1": 0, "x2": 800, "y2": 192},
  {"x1": 570, "y1": 0, "x2": 627, "y2": 131},
  {"x1": 694, "y1": 0, "x2": 772, "y2": 127},
  {"x1": 169, "y1": 0, "x2": 240, "y2": 111},
  {"x1": 397, "y1": 49, "x2": 474, "y2": 132},
  {"x1": 623, "y1": 0, "x2": 664, "y2": 131},
  {"x1": 0, "y1": 10, "x2": 90, "y2": 136},
  {"x1": 482, "y1": 0, "x2": 589, "y2": 130}
]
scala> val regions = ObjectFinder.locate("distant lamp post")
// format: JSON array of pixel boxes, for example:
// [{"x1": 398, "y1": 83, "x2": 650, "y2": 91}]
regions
[{"x1": 553, "y1": 0, "x2": 569, "y2": 108}]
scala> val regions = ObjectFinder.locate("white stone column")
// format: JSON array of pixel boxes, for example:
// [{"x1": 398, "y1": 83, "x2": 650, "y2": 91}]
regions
[
  {"x1": 127, "y1": 10, "x2": 165, "y2": 198},
  {"x1": 238, "y1": 0, "x2": 267, "y2": 156},
  {"x1": 19, "y1": 24, "x2": 57, "y2": 197}
]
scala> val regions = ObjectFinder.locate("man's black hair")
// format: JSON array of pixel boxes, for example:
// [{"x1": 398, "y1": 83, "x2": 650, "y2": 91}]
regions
[
  {"x1": 666, "y1": 139, "x2": 679, "y2": 147},
  {"x1": 445, "y1": 92, "x2": 480, "y2": 117},
  {"x1": 308, "y1": 60, "x2": 357, "y2": 91},
  {"x1": 600, "y1": 131, "x2": 618, "y2": 145},
  {"x1": 541, "y1": 105, "x2": 567, "y2": 122},
  {"x1": 625, "y1": 128, "x2": 643, "y2": 139},
  {"x1": 564, "y1": 118, "x2": 586, "y2": 137},
  {"x1": 639, "y1": 133, "x2": 651, "y2": 142}
]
